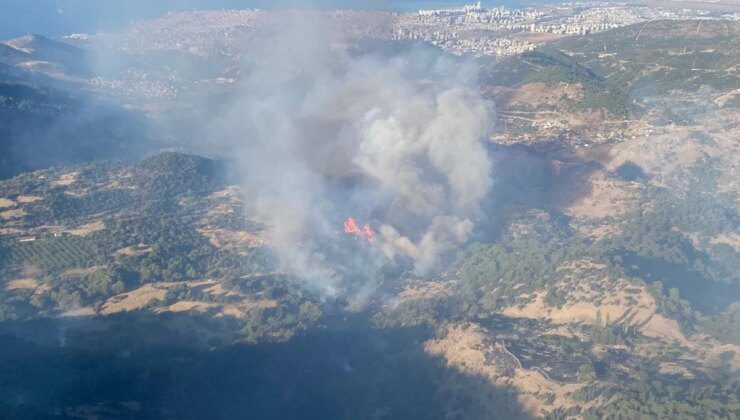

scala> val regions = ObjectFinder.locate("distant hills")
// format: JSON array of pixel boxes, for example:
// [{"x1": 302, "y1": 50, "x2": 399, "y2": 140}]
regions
[
  {"x1": 482, "y1": 19, "x2": 739, "y2": 145},
  {"x1": 0, "y1": 34, "x2": 90, "y2": 78},
  {"x1": 552, "y1": 20, "x2": 740, "y2": 97},
  {"x1": 485, "y1": 20, "x2": 739, "y2": 111},
  {"x1": 3, "y1": 21, "x2": 735, "y2": 182},
  {"x1": 0, "y1": 79, "x2": 150, "y2": 179},
  {"x1": 0, "y1": 35, "x2": 153, "y2": 180},
  {"x1": 4, "y1": 35, "x2": 86, "y2": 65},
  {"x1": 484, "y1": 46, "x2": 634, "y2": 117}
]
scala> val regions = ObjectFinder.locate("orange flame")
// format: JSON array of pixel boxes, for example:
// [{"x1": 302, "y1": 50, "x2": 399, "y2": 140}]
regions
[
  {"x1": 343, "y1": 217, "x2": 375, "y2": 243},
  {"x1": 344, "y1": 217, "x2": 361, "y2": 234},
  {"x1": 363, "y1": 224, "x2": 375, "y2": 242}
]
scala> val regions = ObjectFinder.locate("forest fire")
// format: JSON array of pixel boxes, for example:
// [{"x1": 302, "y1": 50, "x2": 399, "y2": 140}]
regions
[{"x1": 343, "y1": 217, "x2": 375, "y2": 243}]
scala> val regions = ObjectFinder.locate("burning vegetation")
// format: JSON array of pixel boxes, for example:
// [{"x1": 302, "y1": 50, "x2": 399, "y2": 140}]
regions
[{"x1": 343, "y1": 217, "x2": 375, "y2": 243}]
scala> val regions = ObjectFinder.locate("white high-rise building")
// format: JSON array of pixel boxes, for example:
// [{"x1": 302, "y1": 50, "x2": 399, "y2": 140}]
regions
[{"x1": 419, "y1": 2, "x2": 484, "y2": 17}]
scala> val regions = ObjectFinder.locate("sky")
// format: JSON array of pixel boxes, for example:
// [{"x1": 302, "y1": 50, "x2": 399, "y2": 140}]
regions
[{"x1": 0, "y1": 0, "x2": 537, "y2": 39}]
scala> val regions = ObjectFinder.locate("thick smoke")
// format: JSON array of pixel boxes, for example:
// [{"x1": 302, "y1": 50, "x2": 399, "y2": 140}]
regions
[{"x1": 210, "y1": 14, "x2": 495, "y2": 297}]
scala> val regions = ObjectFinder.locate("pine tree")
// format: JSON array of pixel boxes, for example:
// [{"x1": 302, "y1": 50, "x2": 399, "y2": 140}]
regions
[
  {"x1": 592, "y1": 310, "x2": 604, "y2": 343},
  {"x1": 603, "y1": 312, "x2": 614, "y2": 344}
]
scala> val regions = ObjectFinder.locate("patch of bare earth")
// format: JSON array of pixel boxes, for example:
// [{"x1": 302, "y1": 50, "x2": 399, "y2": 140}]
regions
[
  {"x1": 425, "y1": 323, "x2": 591, "y2": 417},
  {"x1": 156, "y1": 297, "x2": 277, "y2": 319},
  {"x1": 115, "y1": 244, "x2": 152, "y2": 256},
  {"x1": 100, "y1": 283, "x2": 169, "y2": 314},
  {"x1": 179, "y1": 279, "x2": 278, "y2": 318},
  {"x1": 538, "y1": 325, "x2": 581, "y2": 340},
  {"x1": 486, "y1": 81, "x2": 644, "y2": 146},
  {"x1": 199, "y1": 281, "x2": 242, "y2": 298},
  {"x1": 578, "y1": 224, "x2": 621, "y2": 240},
  {"x1": 607, "y1": 110, "x2": 739, "y2": 195},
  {"x1": 52, "y1": 172, "x2": 78, "y2": 186},
  {"x1": 64, "y1": 220, "x2": 105, "y2": 236},
  {"x1": 714, "y1": 88, "x2": 740, "y2": 108},
  {"x1": 208, "y1": 186, "x2": 240, "y2": 200},
  {"x1": 709, "y1": 344, "x2": 740, "y2": 372},
  {"x1": 102, "y1": 180, "x2": 128, "y2": 190},
  {"x1": 499, "y1": 259, "x2": 740, "y2": 373},
  {"x1": 67, "y1": 279, "x2": 278, "y2": 320},
  {"x1": 62, "y1": 307, "x2": 97, "y2": 317},
  {"x1": 671, "y1": 228, "x2": 740, "y2": 253},
  {"x1": 16, "y1": 195, "x2": 42, "y2": 203},
  {"x1": 196, "y1": 186, "x2": 265, "y2": 252},
  {"x1": 563, "y1": 172, "x2": 639, "y2": 221},
  {"x1": 502, "y1": 259, "x2": 692, "y2": 347},
  {"x1": 197, "y1": 228, "x2": 263, "y2": 250},
  {"x1": 513, "y1": 82, "x2": 584, "y2": 106},
  {"x1": 672, "y1": 227, "x2": 702, "y2": 249},
  {"x1": 486, "y1": 82, "x2": 583, "y2": 108},
  {"x1": 608, "y1": 129, "x2": 703, "y2": 187},
  {"x1": 395, "y1": 280, "x2": 453, "y2": 304},
  {"x1": 0, "y1": 198, "x2": 15, "y2": 208},
  {"x1": 659, "y1": 362, "x2": 695, "y2": 378},
  {"x1": 709, "y1": 232, "x2": 740, "y2": 252},
  {"x1": 704, "y1": 110, "x2": 740, "y2": 199},
  {"x1": 0, "y1": 208, "x2": 26, "y2": 220},
  {"x1": 164, "y1": 301, "x2": 218, "y2": 313},
  {"x1": 4, "y1": 278, "x2": 39, "y2": 291}
]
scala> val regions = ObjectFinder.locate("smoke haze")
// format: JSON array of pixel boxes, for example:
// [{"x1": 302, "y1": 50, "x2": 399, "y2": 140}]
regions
[{"x1": 206, "y1": 14, "x2": 495, "y2": 298}]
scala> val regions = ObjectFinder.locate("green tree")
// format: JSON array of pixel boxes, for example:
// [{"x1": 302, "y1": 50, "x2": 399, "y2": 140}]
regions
[{"x1": 578, "y1": 363, "x2": 597, "y2": 383}]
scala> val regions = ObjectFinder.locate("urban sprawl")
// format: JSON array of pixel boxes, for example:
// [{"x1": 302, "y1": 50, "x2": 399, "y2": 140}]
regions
[{"x1": 399, "y1": 1, "x2": 737, "y2": 56}]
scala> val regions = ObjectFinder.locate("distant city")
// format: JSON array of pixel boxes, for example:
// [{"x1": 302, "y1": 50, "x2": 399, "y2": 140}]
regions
[
  {"x1": 0, "y1": 0, "x2": 533, "y2": 39},
  {"x1": 399, "y1": 1, "x2": 739, "y2": 56},
  {"x1": 52, "y1": 1, "x2": 736, "y2": 101}
]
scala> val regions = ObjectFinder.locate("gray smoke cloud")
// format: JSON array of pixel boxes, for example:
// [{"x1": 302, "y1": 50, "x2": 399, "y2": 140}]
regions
[{"x1": 209, "y1": 14, "x2": 495, "y2": 297}]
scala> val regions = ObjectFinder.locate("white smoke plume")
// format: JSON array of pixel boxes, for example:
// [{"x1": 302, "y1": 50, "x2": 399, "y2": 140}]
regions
[{"x1": 210, "y1": 14, "x2": 495, "y2": 297}]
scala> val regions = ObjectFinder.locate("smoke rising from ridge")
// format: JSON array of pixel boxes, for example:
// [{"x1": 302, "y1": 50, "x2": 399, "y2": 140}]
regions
[{"x1": 210, "y1": 15, "x2": 495, "y2": 298}]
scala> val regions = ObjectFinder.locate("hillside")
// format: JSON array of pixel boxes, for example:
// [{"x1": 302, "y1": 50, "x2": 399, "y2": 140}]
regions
[
  {"x1": 0, "y1": 43, "x2": 29, "y2": 66},
  {"x1": 4, "y1": 35, "x2": 83, "y2": 61},
  {"x1": 0, "y1": 33, "x2": 158, "y2": 180},
  {"x1": 483, "y1": 20, "x2": 739, "y2": 146},
  {"x1": 552, "y1": 20, "x2": 740, "y2": 97},
  {"x1": 0, "y1": 81, "x2": 154, "y2": 179},
  {"x1": 0, "y1": 14, "x2": 738, "y2": 420},
  {"x1": 0, "y1": 148, "x2": 737, "y2": 417}
]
